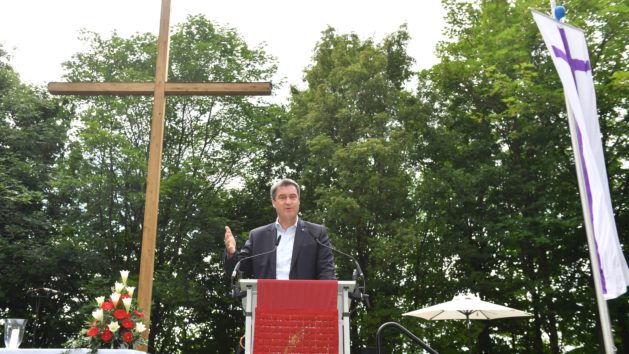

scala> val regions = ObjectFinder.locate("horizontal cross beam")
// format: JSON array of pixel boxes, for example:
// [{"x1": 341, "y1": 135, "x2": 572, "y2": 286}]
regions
[{"x1": 48, "y1": 82, "x2": 273, "y2": 96}]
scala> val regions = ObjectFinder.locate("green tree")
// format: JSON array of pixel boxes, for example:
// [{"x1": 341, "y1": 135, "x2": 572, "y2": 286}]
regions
[
  {"x1": 402, "y1": 0, "x2": 629, "y2": 353},
  {"x1": 282, "y1": 26, "x2": 417, "y2": 352},
  {"x1": 52, "y1": 15, "x2": 278, "y2": 353},
  {"x1": 0, "y1": 44, "x2": 79, "y2": 347}
]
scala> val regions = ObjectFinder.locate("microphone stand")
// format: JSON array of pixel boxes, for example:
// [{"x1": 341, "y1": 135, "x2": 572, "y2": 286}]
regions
[
  {"x1": 310, "y1": 233, "x2": 370, "y2": 310},
  {"x1": 231, "y1": 235, "x2": 282, "y2": 298},
  {"x1": 231, "y1": 268, "x2": 246, "y2": 299},
  {"x1": 350, "y1": 269, "x2": 370, "y2": 310}
]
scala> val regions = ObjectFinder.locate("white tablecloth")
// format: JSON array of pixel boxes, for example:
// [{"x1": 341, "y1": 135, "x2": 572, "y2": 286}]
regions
[{"x1": 0, "y1": 350, "x2": 144, "y2": 354}]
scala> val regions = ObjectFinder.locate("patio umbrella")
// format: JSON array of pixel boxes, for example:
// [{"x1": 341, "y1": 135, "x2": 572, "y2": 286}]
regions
[{"x1": 403, "y1": 292, "x2": 531, "y2": 350}]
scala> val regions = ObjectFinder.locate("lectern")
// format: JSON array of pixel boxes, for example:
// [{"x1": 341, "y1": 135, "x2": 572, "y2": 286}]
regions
[{"x1": 239, "y1": 279, "x2": 355, "y2": 353}]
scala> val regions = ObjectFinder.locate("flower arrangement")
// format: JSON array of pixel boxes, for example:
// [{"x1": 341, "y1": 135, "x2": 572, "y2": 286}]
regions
[{"x1": 65, "y1": 270, "x2": 148, "y2": 353}]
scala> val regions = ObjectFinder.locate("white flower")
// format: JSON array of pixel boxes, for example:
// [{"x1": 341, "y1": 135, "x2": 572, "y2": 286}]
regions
[
  {"x1": 135, "y1": 322, "x2": 147, "y2": 333},
  {"x1": 108, "y1": 321, "x2": 120, "y2": 332},
  {"x1": 95, "y1": 296, "x2": 105, "y2": 306},
  {"x1": 120, "y1": 270, "x2": 130, "y2": 285},
  {"x1": 111, "y1": 292, "x2": 121, "y2": 305},
  {"x1": 114, "y1": 282, "x2": 125, "y2": 294},
  {"x1": 126, "y1": 286, "x2": 135, "y2": 297},
  {"x1": 122, "y1": 297, "x2": 132, "y2": 312},
  {"x1": 92, "y1": 309, "x2": 103, "y2": 322}
]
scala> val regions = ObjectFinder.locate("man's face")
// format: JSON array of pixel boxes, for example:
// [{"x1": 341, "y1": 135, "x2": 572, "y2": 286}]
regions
[{"x1": 272, "y1": 185, "x2": 300, "y2": 222}]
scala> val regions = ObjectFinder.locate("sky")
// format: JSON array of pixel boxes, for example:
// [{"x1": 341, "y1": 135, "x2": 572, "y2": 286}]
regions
[{"x1": 0, "y1": 0, "x2": 446, "y2": 102}]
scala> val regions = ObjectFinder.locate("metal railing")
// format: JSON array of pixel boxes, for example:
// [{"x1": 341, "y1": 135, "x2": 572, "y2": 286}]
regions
[{"x1": 375, "y1": 322, "x2": 439, "y2": 354}]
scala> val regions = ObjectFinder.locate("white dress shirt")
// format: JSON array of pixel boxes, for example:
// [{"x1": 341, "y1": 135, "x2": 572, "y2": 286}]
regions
[{"x1": 275, "y1": 217, "x2": 298, "y2": 279}]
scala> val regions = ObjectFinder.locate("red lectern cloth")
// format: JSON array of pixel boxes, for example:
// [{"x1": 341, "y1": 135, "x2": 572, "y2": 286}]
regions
[{"x1": 253, "y1": 280, "x2": 339, "y2": 353}]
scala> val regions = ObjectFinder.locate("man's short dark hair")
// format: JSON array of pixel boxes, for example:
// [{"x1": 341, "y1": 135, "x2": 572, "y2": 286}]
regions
[{"x1": 270, "y1": 178, "x2": 301, "y2": 200}]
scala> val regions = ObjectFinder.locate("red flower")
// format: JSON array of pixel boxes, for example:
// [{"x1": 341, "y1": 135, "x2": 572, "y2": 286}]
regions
[
  {"x1": 121, "y1": 319, "x2": 134, "y2": 329},
  {"x1": 101, "y1": 301, "x2": 114, "y2": 311},
  {"x1": 133, "y1": 310, "x2": 144, "y2": 317},
  {"x1": 114, "y1": 309, "x2": 128, "y2": 319},
  {"x1": 86, "y1": 327, "x2": 99, "y2": 337},
  {"x1": 100, "y1": 329, "x2": 113, "y2": 342},
  {"x1": 122, "y1": 331, "x2": 134, "y2": 343},
  {"x1": 120, "y1": 293, "x2": 131, "y2": 300}
]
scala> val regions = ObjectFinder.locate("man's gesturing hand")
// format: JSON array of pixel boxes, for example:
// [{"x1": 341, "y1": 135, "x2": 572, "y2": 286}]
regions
[{"x1": 224, "y1": 226, "x2": 236, "y2": 257}]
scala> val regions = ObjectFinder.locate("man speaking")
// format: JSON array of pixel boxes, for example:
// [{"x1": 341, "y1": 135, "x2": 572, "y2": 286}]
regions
[{"x1": 224, "y1": 178, "x2": 336, "y2": 280}]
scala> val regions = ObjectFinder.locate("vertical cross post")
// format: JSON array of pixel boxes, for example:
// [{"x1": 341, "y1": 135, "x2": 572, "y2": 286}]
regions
[{"x1": 136, "y1": 0, "x2": 171, "y2": 333}]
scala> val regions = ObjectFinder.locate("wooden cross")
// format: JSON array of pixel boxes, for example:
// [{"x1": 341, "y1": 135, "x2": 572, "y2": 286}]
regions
[{"x1": 48, "y1": 0, "x2": 271, "y2": 341}]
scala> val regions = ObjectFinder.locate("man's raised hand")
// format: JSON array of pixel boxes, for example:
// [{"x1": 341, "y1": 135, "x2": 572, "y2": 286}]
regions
[{"x1": 224, "y1": 226, "x2": 236, "y2": 257}]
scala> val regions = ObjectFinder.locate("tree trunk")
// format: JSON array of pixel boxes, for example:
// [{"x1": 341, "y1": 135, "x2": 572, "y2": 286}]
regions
[
  {"x1": 531, "y1": 288, "x2": 544, "y2": 353},
  {"x1": 476, "y1": 322, "x2": 492, "y2": 354},
  {"x1": 547, "y1": 312, "x2": 560, "y2": 354}
]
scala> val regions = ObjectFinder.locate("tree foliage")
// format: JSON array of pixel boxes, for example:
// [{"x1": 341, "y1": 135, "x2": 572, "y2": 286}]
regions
[
  {"x1": 0, "y1": 44, "x2": 79, "y2": 347},
  {"x1": 281, "y1": 26, "x2": 417, "y2": 352},
  {"x1": 1, "y1": 1, "x2": 628, "y2": 353},
  {"x1": 397, "y1": 0, "x2": 629, "y2": 353},
  {"x1": 46, "y1": 15, "x2": 279, "y2": 353}
]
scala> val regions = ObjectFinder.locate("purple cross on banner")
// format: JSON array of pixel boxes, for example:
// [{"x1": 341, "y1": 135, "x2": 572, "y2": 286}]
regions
[{"x1": 552, "y1": 27, "x2": 591, "y2": 90}]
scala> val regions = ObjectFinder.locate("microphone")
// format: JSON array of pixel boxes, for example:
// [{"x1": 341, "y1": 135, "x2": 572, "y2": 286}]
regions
[
  {"x1": 231, "y1": 235, "x2": 282, "y2": 297},
  {"x1": 308, "y1": 231, "x2": 370, "y2": 309}
]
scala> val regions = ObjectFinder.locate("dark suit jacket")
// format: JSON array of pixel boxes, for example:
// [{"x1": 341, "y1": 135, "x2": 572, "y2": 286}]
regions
[{"x1": 224, "y1": 219, "x2": 336, "y2": 280}]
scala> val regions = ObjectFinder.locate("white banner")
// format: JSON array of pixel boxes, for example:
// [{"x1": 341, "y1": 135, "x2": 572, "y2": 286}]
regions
[{"x1": 532, "y1": 9, "x2": 629, "y2": 299}]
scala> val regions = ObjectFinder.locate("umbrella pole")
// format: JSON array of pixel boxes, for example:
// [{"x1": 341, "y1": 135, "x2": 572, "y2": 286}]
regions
[{"x1": 466, "y1": 314, "x2": 471, "y2": 351}]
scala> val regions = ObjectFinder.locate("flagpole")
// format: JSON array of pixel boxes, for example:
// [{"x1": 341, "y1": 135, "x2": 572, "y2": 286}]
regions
[
  {"x1": 549, "y1": 0, "x2": 556, "y2": 14},
  {"x1": 564, "y1": 97, "x2": 616, "y2": 353}
]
